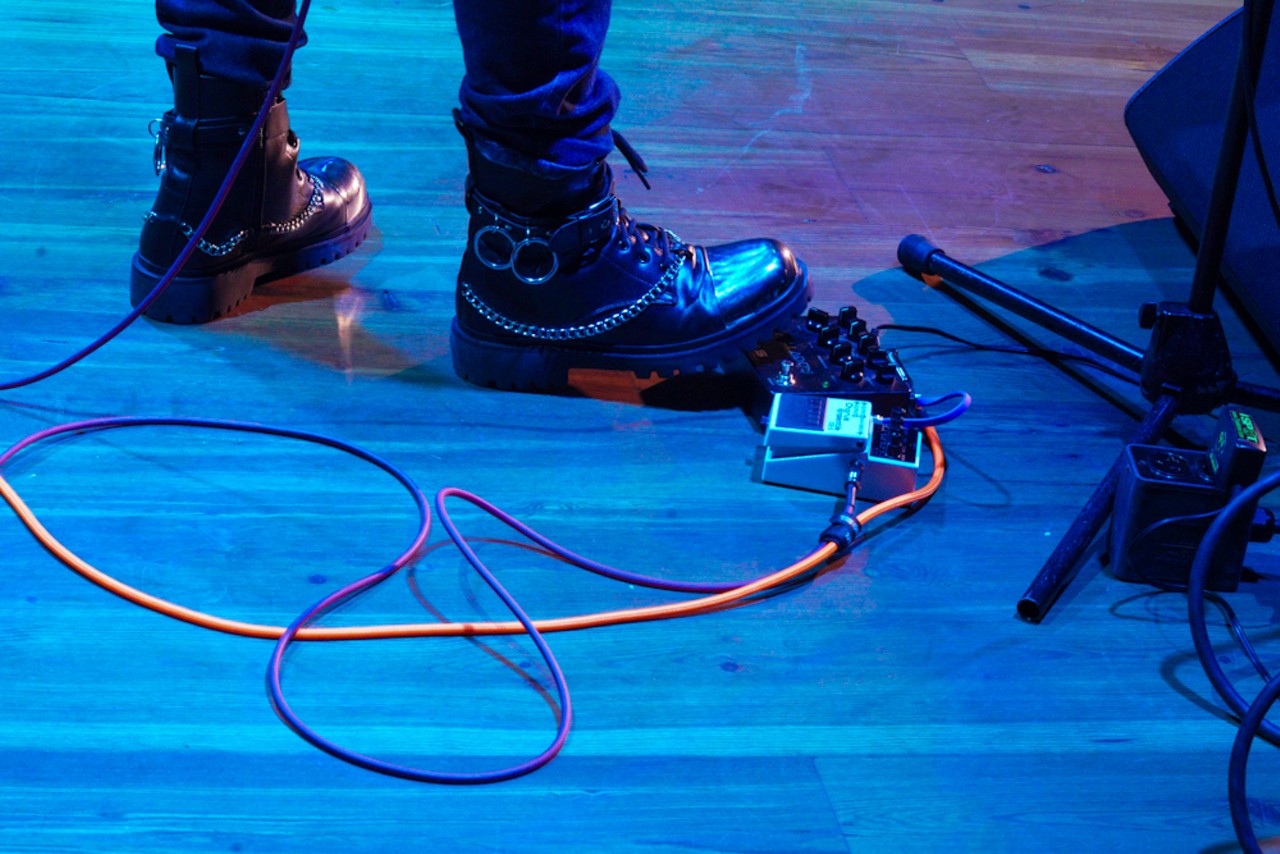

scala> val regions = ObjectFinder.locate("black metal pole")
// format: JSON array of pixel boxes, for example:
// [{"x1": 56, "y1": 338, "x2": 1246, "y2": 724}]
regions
[
  {"x1": 1231, "y1": 379, "x2": 1280, "y2": 413},
  {"x1": 897, "y1": 235, "x2": 1146, "y2": 375},
  {"x1": 1188, "y1": 0, "x2": 1273, "y2": 314},
  {"x1": 1015, "y1": 394, "x2": 1180, "y2": 622}
]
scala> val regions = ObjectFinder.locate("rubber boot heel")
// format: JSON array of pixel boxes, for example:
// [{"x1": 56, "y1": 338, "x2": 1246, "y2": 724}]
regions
[{"x1": 130, "y1": 252, "x2": 261, "y2": 325}]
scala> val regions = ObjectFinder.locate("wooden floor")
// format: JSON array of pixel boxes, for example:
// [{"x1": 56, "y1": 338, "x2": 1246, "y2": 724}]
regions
[{"x1": 2, "y1": 1, "x2": 1279, "y2": 851}]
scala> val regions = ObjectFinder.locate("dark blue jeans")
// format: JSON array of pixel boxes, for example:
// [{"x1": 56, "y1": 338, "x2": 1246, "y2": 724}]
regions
[{"x1": 155, "y1": 0, "x2": 619, "y2": 176}]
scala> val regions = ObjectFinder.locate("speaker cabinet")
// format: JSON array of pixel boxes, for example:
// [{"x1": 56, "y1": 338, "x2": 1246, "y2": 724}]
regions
[{"x1": 1126, "y1": 9, "x2": 1280, "y2": 365}]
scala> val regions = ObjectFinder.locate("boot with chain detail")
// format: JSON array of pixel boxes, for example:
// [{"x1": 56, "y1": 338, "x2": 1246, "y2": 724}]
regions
[
  {"x1": 450, "y1": 118, "x2": 812, "y2": 391},
  {"x1": 131, "y1": 44, "x2": 372, "y2": 324}
]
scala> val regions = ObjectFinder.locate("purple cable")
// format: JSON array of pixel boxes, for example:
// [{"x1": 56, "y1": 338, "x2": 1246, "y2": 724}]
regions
[
  {"x1": 267, "y1": 494, "x2": 574, "y2": 784},
  {"x1": 268, "y1": 486, "x2": 580, "y2": 782},
  {"x1": 2, "y1": 413, "x2": 576, "y2": 784},
  {"x1": 436, "y1": 487, "x2": 758, "y2": 595}
]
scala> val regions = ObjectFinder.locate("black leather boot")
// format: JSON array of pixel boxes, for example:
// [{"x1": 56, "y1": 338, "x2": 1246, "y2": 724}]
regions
[
  {"x1": 131, "y1": 45, "x2": 372, "y2": 324},
  {"x1": 451, "y1": 118, "x2": 812, "y2": 390}
]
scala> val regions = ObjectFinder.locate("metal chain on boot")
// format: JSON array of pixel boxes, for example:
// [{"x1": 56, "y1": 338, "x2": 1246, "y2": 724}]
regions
[
  {"x1": 460, "y1": 249, "x2": 685, "y2": 341},
  {"x1": 142, "y1": 171, "x2": 325, "y2": 258},
  {"x1": 262, "y1": 171, "x2": 326, "y2": 235}
]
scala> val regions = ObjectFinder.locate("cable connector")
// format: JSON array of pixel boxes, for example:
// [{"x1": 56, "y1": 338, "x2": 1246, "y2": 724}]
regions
[
  {"x1": 1251, "y1": 506, "x2": 1276, "y2": 544},
  {"x1": 820, "y1": 462, "x2": 863, "y2": 554},
  {"x1": 820, "y1": 512, "x2": 862, "y2": 554}
]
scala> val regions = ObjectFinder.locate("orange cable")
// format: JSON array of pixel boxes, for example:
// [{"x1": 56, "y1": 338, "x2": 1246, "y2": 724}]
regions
[{"x1": 1, "y1": 427, "x2": 945, "y2": 640}]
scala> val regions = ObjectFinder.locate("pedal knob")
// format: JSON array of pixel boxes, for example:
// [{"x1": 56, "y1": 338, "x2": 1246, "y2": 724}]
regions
[{"x1": 806, "y1": 308, "x2": 831, "y2": 332}]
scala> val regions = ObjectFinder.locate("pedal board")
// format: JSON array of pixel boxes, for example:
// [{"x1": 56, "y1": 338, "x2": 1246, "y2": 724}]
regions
[{"x1": 746, "y1": 305, "x2": 922, "y2": 500}]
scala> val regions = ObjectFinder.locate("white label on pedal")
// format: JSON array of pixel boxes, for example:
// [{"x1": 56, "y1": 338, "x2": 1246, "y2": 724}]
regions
[{"x1": 822, "y1": 399, "x2": 872, "y2": 438}]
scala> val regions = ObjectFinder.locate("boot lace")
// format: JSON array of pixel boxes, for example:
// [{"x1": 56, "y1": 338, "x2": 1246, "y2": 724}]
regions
[
  {"x1": 610, "y1": 129, "x2": 683, "y2": 266},
  {"x1": 614, "y1": 202, "x2": 680, "y2": 266}
]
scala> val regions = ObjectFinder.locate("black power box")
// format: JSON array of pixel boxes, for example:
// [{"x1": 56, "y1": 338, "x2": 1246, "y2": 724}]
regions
[{"x1": 1108, "y1": 409, "x2": 1266, "y2": 591}]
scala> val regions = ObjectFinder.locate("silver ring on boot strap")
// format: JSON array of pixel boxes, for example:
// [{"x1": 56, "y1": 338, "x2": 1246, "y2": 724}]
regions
[
  {"x1": 473, "y1": 226, "x2": 558, "y2": 286},
  {"x1": 467, "y1": 191, "x2": 619, "y2": 287},
  {"x1": 150, "y1": 119, "x2": 167, "y2": 176}
]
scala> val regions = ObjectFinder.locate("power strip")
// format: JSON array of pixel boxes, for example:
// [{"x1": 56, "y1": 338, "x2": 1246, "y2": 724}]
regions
[{"x1": 746, "y1": 306, "x2": 922, "y2": 500}]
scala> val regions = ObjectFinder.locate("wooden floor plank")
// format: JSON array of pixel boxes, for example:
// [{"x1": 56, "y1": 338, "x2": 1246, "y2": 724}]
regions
[{"x1": 4, "y1": 0, "x2": 1279, "y2": 851}]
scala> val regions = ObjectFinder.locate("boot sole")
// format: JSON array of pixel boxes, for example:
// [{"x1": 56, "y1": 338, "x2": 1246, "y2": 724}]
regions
[
  {"x1": 451, "y1": 263, "x2": 813, "y2": 391},
  {"x1": 129, "y1": 203, "x2": 373, "y2": 325}
]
